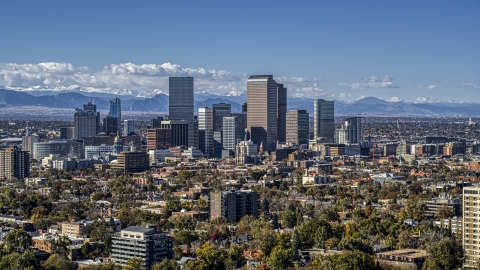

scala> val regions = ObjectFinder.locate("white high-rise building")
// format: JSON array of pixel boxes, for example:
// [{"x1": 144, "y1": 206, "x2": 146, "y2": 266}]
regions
[
  {"x1": 123, "y1": 120, "x2": 135, "y2": 136},
  {"x1": 198, "y1": 107, "x2": 214, "y2": 158}
]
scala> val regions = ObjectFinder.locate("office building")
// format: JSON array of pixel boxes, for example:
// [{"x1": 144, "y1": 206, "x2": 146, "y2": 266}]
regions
[
  {"x1": 212, "y1": 103, "x2": 231, "y2": 131},
  {"x1": 277, "y1": 83, "x2": 287, "y2": 143},
  {"x1": 84, "y1": 145, "x2": 129, "y2": 159},
  {"x1": 286, "y1": 110, "x2": 309, "y2": 144},
  {"x1": 425, "y1": 193, "x2": 460, "y2": 218},
  {"x1": 0, "y1": 146, "x2": 29, "y2": 180},
  {"x1": 242, "y1": 102, "x2": 247, "y2": 113},
  {"x1": 110, "y1": 151, "x2": 149, "y2": 173},
  {"x1": 59, "y1": 127, "x2": 74, "y2": 140},
  {"x1": 109, "y1": 98, "x2": 121, "y2": 133},
  {"x1": 210, "y1": 189, "x2": 258, "y2": 223},
  {"x1": 235, "y1": 140, "x2": 257, "y2": 165},
  {"x1": 335, "y1": 129, "x2": 348, "y2": 144},
  {"x1": 33, "y1": 140, "x2": 84, "y2": 161},
  {"x1": 123, "y1": 120, "x2": 135, "y2": 136},
  {"x1": 102, "y1": 116, "x2": 118, "y2": 135},
  {"x1": 223, "y1": 116, "x2": 243, "y2": 152},
  {"x1": 213, "y1": 131, "x2": 223, "y2": 158},
  {"x1": 22, "y1": 135, "x2": 39, "y2": 153},
  {"x1": 313, "y1": 99, "x2": 334, "y2": 142},
  {"x1": 247, "y1": 75, "x2": 278, "y2": 152},
  {"x1": 169, "y1": 77, "x2": 194, "y2": 147},
  {"x1": 198, "y1": 107, "x2": 214, "y2": 157},
  {"x1": 74, "y1": 102, "x2": 101, "y2": 139},
  {"x1": 336, "y1": 117, "x2": 362, "y2": 144},
  {"x1": 146, "y1": 128, "x2": 172, "y2": 150},
  {"x1": 112, "y1": 226, "x2": 173, "y2": 268}
]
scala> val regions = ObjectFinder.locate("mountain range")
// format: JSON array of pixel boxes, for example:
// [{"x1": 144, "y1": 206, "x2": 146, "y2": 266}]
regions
[{"x1": 1, "y1": 88, "x2": 480, "y2": 116}]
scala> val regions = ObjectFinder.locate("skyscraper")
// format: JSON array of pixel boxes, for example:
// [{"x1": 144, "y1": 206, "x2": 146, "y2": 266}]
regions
[
  {"x1": 212, "y1": 103, "x2": 231, "y2": 131},
  {"x1": 336, "y1": 117, "x2": 362, "y2": 144},
  {"x1": 286, "y1": 110, "x2": 309, "y2": 144},
  {"x1": 74, "y1": 102, "x2": 101, "y2": 139},
  {"x1": 276, "y1": 84, "x2": 287, "y2": 143},
  {"x1": 198, "y1": 107, "x2": 214, "y2": 158},
  {"x1": 0, "y1": 146, "x2": 29, "y2": 180},
  {"x1": 22, "y1": 135, "x2": 39, "y2": 153},
  {"x1": 313, "y1": 99, "x2": 334, "y2": 142},
  {"x1": 109, "y1": 98, "x2": 121, "y2": 133},
  {"x1": 123, "y1": 119, "x2": 135, "y2": 136},
  {"x1": 169, "y1": 77, "x2": 194, "y2": 147},
  {"x1": 247, "y1": 75, "x2": 278, "y2": 152}
]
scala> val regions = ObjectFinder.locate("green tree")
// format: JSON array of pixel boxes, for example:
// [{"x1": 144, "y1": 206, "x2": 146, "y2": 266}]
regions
[
  {"x1": 291, "y1": 229, "x2": 300, "y2": 259},
  {"x1": 4, "y1": 228, "x2": 33, "y2": 253},
  {"x1": 170, "y1": 216, "x2": 195, "y2": 231},
  {"x1": 266, "y1": 246, "x2": 293, "y2": 270},
  {"x1": 255, "y1": 227, "x2": 277, "y2": 258},
  {"x1": 280, "y1": 209, "x2": 297, "y2": 228},
  {"x1": 50, "y1": 235, "x2": 71, "y2": 258},
  {"x1": 43, "y1": 254, "x2": 74, "y2": 270},
  {"x1": 311, "y1": 250, "x2": 375, "y2": 270},
  {"x1": 82, "y1": 242, "x2": 93, "y2": 258},
  {"x1": 422, "y1": 237, "x2": 464, "y2": 270},
  {"x1": 123, "y1": 257, "x2": 145, "y2": 270},
  {"x1": 187, "y1": 242, "x2": 225, "y2": 269},
  {"x1": 153, "y1": 259, "x2": 180, "y2": 270}
]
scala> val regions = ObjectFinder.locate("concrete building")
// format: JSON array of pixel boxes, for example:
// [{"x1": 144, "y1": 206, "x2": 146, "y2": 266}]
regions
[
  {"x1": 60, "y1": 127, "x2": 74, "y2": 140},
  {"x1": 235, "y1": 140, "x2": 257, "y2": 165},
  {"x1": 210, "y1": 189, "x2": 258, "y2": 223},
  {"x1": 112, "y1": 226, "x2": 173, "y2": 268},
  {"x1": 110, "y1": 151, "x2": 149, "y2": 173},
  {"x1": 247, "y1": 75, "x2": 278, "y2": 152},
  {"x1": 85, "y1": 145, "x2": 129, "y2": 159},
  {"x1": 146, "y1": 128, "x2": 172, "y2": 150},
  {"x1": 198, "y1": 107, "x2": 214, "y2": 158},
  {"x1": 286, "y1": 110, "x2": 309, "y2": 144},
  {"x1": 22, "y1": 135, "x2": 39, "y2": 153},
  {"x1": 0, "y1": 146, "x2": 29, "y2": 180},
  {"x1": 425, "y1": 193, "x2": 460, "y2": 218},
  {"x1": 222, "y1": 116, "x2": 243, "y2": 152},
  {"x1": 313, "y1": 99, "x2": 334, "y2": 142},
  {"x1": 102, "y1": 116, "x2": 118, "y2": 135},
  {"x1": 33, "y1": 140, "x2": 84, "y2": 161},
  {"x1": 156, "y1": 119, "x2": 191, "y2": 147},
  {"x1": 374, "y1": 249, "x2": 427, "y2": 270},
  {"x1": 463, "y1": 186, "x2": 480, "y2": 269},
  {"x1": 61, "y1": 222, "x2": 84, "y2": 238},
  {"x1": 277, "y1": 83, "x2": 287, "y2": 143},
  {"x1": 74, "y1": 102, "x2": 100, "y2": 139},
  {"x1": 169, "y1": 77, "x2": 194, "y2": 147},
  {"x1": 123, "y1": 119, "x2": 135, "y2": 136},
  {"x1": 302, "y1": 174, "x2": 331, "y2": 185},
  {"x1": 336, "y1": 117, "x2": 362, "y2": 144}
]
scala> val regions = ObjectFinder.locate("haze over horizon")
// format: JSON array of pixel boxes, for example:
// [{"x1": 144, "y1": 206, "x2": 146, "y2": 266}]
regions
[{"x1": 1, "y1": 1, "x2": 479, "y2": 102}]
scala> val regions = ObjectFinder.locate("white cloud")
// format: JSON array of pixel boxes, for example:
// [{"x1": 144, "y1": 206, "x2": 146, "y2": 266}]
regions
[
  {"x1": 338, "y1": 93, "x2": 346, "y2": 98},
  {"x1": 427, "y1": 84, "x2": 437, "y2": 89},
  {"x1": 462, "y1": 83, "x2": 480, "y2": 89},
  {"x1": 338, "y1": 76, "x2": 398, "y2": 90},
  {"x1": 275, "y1": 76, "x2": 327, "y2": 98}
]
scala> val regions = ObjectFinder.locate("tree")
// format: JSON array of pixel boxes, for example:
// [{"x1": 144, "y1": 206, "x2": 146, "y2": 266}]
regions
[
  {"x1": 422, "y1": 237, "x2": 464, "y2": 270},
  {"x1": 4, "y1": 228, "x2": 33, "y2": 253},
  {"x1": 170, "y1": 216, "x2": 195, "y2": 231},
  {"x1": 82, "y1": 242, "x2": 93, "y2": 258},
  {"x1": 188, "y1": 242, "x2": 225, "y2": 269},
  {"x1": 153, "y1": 259, "x2": 180, "y2": 270},
  {"x1": 255, "y1": 227, "x2": 277, "y2": 258},
  {"x1": 123, "y1": 257, "x2": 145, "y2": 270},
  {"x1": 311, "y1": 250, "x2": 375, "y2": 270},
  {"x1": 280, "y1": 209, "x2": 297, "y2": 228},
  {"x1": 50, "y1": 235, "x2": 71, "y2": 258},
  {"x1": 291, "y1": 229, "x2": 300, "y2": 259},
  {"x1": 266, "y1": 247, "x2": 293, "y2": 270},
  {"x1": 43, "y1": 254, "x2": 74, "y2": 270}
]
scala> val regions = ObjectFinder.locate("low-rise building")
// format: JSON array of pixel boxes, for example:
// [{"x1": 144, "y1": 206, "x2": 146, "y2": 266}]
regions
[{"x1": 374, "y1": 249, "x2": 427, "y2": 270}]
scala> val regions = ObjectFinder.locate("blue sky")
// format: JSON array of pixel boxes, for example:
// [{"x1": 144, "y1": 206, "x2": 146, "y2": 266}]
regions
[{"x1": 0, "y1": 1, "x2": 479, "y2": 102}]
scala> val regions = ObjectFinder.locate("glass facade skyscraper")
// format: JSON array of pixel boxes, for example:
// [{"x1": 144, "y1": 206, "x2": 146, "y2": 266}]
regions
[{"x1": 169, "y1": 77, "x2": 194, "y2": 147}]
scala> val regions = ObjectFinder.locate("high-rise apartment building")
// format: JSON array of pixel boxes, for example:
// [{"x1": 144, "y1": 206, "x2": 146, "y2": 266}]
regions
[
  {"x1": 109, "y1": 98, "x2": 121, "y2": 133},
  {"x1": 313, "y1": 99, "x2": 334, "y2": 142},
  {"x1": 0, "y1": 146, "x2": 30, "y2": 180},
  {"x1": 112, "y1": 226, "x2": 173, "y2": 268},
  {"x1": 336, "y1": 117, "x2": 362, "y2": 144},
  {"x1": 277, "y1": 84, "x2": 287, "y2": 143},
  {"x1": 123, "y1": 120, "x2": 135, "y2": 136},
  {"x1": 210, "y1": 189, "x2": 258, "y2": 223},
  {"x1": 169, "y1": 77, "x2": 194, "y2": 147},
  {"x1": 247, "y1": 75, "x2": 278, "y2": 152},
  {"x1": 286, "y1": 110, "x2": 310, "y2": 144},
  {"x1": 22, "y1": 135, "x2": 39, "y2": 153},
  {"x1": 74, "y1": 102, "x2": 100, "y2": 139},
  {"x1": 212, "y1": 103, "x2": 231, "y2": 131},
  {"x1": 463, "y1": 186, "x2": 480, "y2": 269},
  {"x1": 198, "y1": 107, "x2": 214, "y2": 158}
]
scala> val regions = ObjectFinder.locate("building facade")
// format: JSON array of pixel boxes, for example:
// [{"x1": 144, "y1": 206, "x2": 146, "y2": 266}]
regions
[
  {"x1": 313, "y1": 99, "x2": 334, "y2": 142},
  {"x1": 112, "y1": 226, "x2": 173, "y2": 268},
  {"x1": 212, "y1": 103, "x2": 231, "y2": 132},
  {"x1": 286, "y1": 110, "x2": 309, "y2": 144},
  {"x1": 247, "y1": 75, "x2": 278, "y2": 152},
  {"x1": 0, "y1": 146, "x2": 30, "y2": 180},
  {"x1": 210, "y1": 190, "x2": 258, "y2": 223},
  {"x1": 169, "y1": 77, "x2": 194, "y2": 147},
  {"x1": 109, "y1": 98, "x2": 121, "y2": 133},
  {"x1": 277, "y1": 83, "x2": 287, "y2": 143},
  {"x1": 123, "y1": 119, "x2": 135, "y2": 136},
  {"x1": 463, "y1": 186, "x2": 480, "y2": 269},
  {"x1": 33, "y1": 140, "x2": 84, "y2": 161},
  {"x1": 146, "y1": 128, "x2": 172, "y2": 150},
  {"x1": 198, "y1": 107, "x2": 214, "y2": 158},
  {"x1": 22, "y1": 135, "x2": 39, "y2": 153},
  {"x1": 110, "y1": 151, "x2": 149, "y2": 173},
  {"x1": 74, "y1": 102, "x2": 101, "y2": 139}
]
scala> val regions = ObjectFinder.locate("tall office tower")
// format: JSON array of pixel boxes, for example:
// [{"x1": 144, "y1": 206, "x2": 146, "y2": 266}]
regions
[
  {"x1": 74, "y1": 102, "x2": 100, "y2": 139},
  {"x1": 213, "y1": 131, "x2": 223, "y2": 158},
  {"x1": 463, "y1": 187, "x2": 480, "y2": 269},
  {"x1": 223, "y1": 117, "x2": 240, "y2": 152},
  {"x1": 22, "y1": 135, "x2": 39, "y2": 153},
  {"x1": 123, "y1": 119, "x2": 135, "y2": 136},
  {"x1": 276, "y1": 84, "x2": 287, "y2": 143},
  {"x1": 286, "y1": 110, "x2": 310, "y2": 144},
  {"x1": 313, "y1": 99, "x2": 334, "y2": 142},
  {"x1": 169, "y1": 77, "x2": 194, "y2": 147},
  {"x1": 344, "y1": 117, "x2": 362, "y2": 144},
  {"x1": 146, "y1": 128, "x2": 172, "y2": 150},
  {"x1": 0, "y1": 146, "x2": 30, "y2": 180},
  {"x1": 59, "y1": 127, "x2": 74, "y2": 140},
  {"x1": 247, "y1": 75, "x2": 278, "y2": 152},
  {"x1": 242, "y1": 103, "x2": 247, "y2": 113},
  {"x1": 109, "y1": 98, "x2": 121, "y2": 133},
  {"x1": 210, "y1": 189, "x2": 258, "y2": 223},
  {"x1": 198, "y1": 107, "x2": 214, "y2": 158},
  {"x1": 103, "y1": 116, "x2": 118, "y2": 135},
  {"x1": 212, "y1": 103, "x2": 231, "y2": 131},
  {"x1": 231, "y1": 113, "x2": 247, "y2": 136},
  {"x1": 112, "y1": 226, "x2": 173, "y2": 268},
  {"x1": 335, "y1": 129, "x2": 348, "y2": 144}
]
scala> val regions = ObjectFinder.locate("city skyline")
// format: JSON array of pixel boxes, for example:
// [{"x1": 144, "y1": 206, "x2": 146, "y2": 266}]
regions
[{"x1": 0, "y1": 1, "x2": 478, "y2": 103}]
